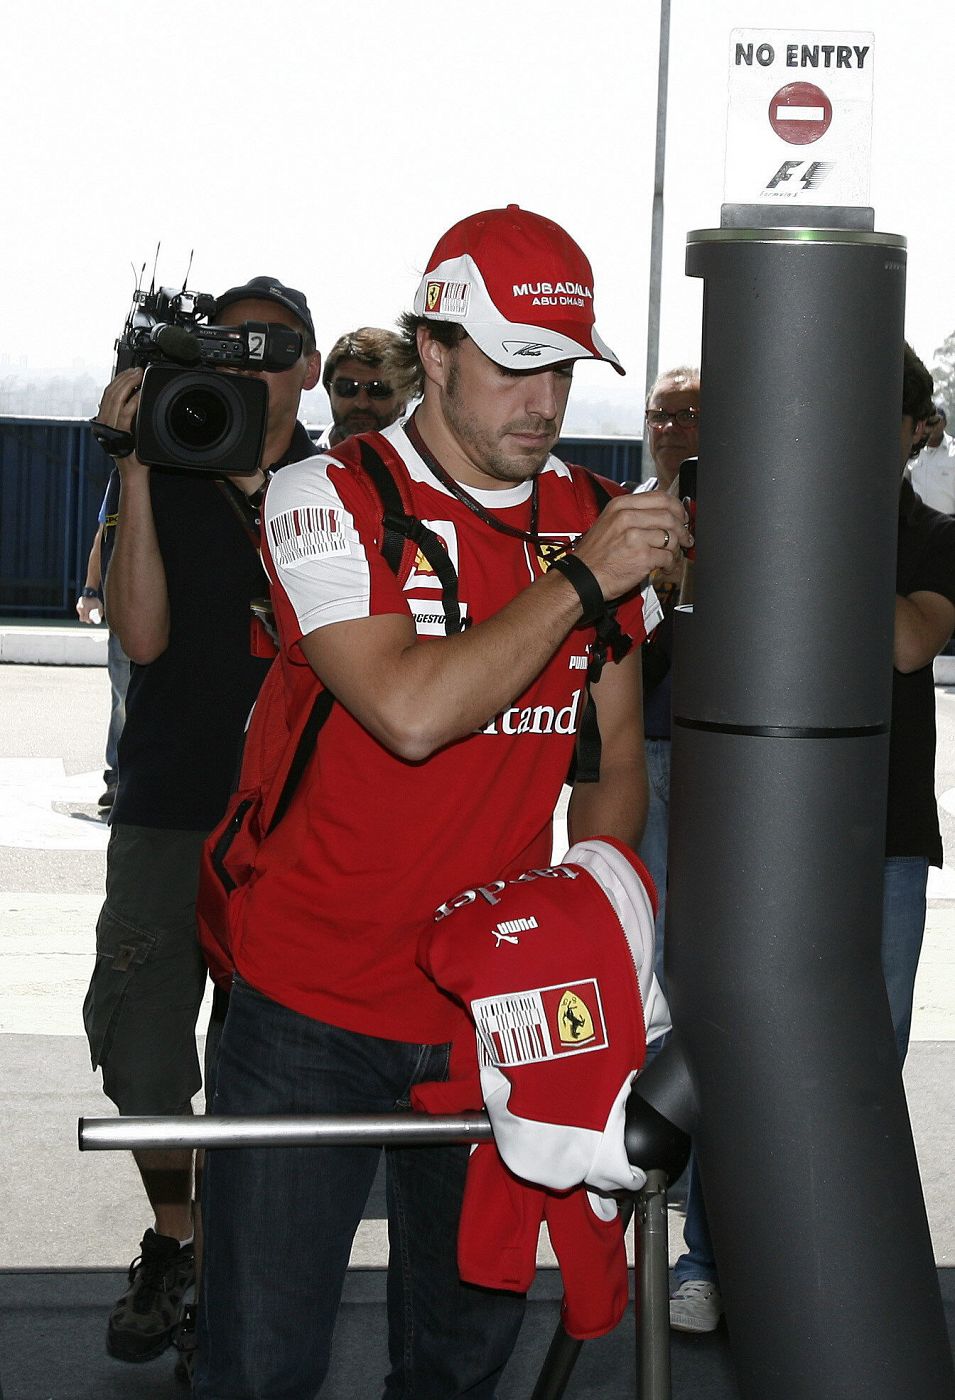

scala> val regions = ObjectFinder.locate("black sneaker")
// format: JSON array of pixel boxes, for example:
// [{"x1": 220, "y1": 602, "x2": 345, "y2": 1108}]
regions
[
  {"x1": 107, "y1": 1229, "x2": 195, "y2": 1362},
  {"x1": 174, "y1": 1301, "x2": 197, "y2": 1387}
]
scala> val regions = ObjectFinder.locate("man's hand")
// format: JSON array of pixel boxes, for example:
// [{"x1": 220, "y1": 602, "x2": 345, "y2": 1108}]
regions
[
  {"x1": 573, "y1": 492, "x2": 692, "y2": 603},
  {"x1": 76, "y1": 594, "x2": 102, "y2": 624},
  {"x1": 93, "y1": 368, "x2": 147, "y2": 475}
]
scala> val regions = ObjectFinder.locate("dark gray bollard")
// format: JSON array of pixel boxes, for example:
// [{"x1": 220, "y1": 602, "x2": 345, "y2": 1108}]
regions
[{"x1": 666, "y1": 224, "x2": 955, "y2": 1399}]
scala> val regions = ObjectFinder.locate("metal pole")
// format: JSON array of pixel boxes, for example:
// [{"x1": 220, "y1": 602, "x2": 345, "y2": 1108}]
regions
[
  {"x1": 529, "y1": 1325, "x2": 583, "y2": 1400},
  {"x1": 644, "y1": 0, "x2": 671, "y2": 403},
  {"x1": 78, "y1": 1111, "x2": 494, "y2": 1153},
  {"x1": 637, "y1": 1169, "x2": 670, "y2": 1400}
]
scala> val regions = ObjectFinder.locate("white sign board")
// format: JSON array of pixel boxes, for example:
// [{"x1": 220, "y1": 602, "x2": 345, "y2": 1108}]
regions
[{"x1": 724, "y1": 30, "x2": 874, "y2": 208}]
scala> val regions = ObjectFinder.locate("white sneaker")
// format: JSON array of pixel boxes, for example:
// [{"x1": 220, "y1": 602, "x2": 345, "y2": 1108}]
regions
[{"x1": 669, "y1": 1279, "x2": 723, "y2": 1332}]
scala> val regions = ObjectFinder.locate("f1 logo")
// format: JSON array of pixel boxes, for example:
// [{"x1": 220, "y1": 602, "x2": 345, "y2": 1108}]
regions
[{"x1": 766, "y1": 159, "x2": 835, "y2": 192}]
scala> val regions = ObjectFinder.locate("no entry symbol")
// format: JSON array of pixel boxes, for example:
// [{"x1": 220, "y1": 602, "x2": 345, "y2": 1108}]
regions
[{"x1": 769, "y1": 81, "x2": 833, "y2": 144}]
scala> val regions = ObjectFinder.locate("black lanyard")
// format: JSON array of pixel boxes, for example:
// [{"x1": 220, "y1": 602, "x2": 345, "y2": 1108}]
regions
[
  {"x1": 215, "y1": 476, "x2": 268, "y2": 552},
  {"x1": 405, "y1": 414, "x2": 543, "y2": 543}
]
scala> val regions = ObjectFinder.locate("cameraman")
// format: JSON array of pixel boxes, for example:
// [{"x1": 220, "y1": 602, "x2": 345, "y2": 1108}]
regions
[{"x1": 82, "y1": 277, "x2": 321, "y2": 1372}]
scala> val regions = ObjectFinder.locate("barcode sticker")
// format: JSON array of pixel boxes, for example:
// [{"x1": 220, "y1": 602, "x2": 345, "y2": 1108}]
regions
[
  {"x1": 472, "y1": 979, "x2": 607, "y2": 1067},
  {"x1": 267, "y1": 507, "x2": 350, "y2": 567}
]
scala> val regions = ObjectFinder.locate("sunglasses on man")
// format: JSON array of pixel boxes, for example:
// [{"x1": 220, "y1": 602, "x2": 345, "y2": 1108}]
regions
[{"x1": 331, "y1": 377, "x2": 395, "y2": 400}]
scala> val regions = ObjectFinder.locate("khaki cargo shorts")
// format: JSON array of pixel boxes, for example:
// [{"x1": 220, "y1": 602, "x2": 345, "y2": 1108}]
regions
[{"x1": 83, "y1": 823, "x2": 210, "y2": 1116}]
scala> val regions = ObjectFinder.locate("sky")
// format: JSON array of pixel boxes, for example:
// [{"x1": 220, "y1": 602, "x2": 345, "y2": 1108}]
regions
[{"x1": 3, "y1": 0, "x2": 953, "y2": 431}]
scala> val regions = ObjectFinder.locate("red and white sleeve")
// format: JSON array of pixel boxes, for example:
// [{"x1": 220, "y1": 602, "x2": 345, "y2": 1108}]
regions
[{"x1": 262, "y1": 456, "x2": 410, "y2": 652}]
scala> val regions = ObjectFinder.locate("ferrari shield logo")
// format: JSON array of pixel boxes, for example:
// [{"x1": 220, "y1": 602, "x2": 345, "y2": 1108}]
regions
[
  {"x1": 557, "y1": 989, "x2": 596, "y2": 1046},
  {"x1": 472, "y1": 978, "x2": 607, "y2": 1065},
  {"x1": 426, "y1": 281, "x2": 443, "y2": 312}
]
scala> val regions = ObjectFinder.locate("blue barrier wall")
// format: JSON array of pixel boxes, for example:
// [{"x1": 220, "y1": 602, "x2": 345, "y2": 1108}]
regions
[
  {"x1": 0, "y1": 417, "x2": 113, "y2": 617},
  {"x1": 0, "y1": 417, "x2": 643, "y2": 618},
  {"x1": 556, "y1": 434, "x2": 643, "y2": 485}
]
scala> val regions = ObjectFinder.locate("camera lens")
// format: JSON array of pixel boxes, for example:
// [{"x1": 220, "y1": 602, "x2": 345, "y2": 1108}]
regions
[
  {"x1": 167, "y1": 385, "x2": 230, "y2": 451},
  {"x1": 137, "y1": 365, "x2": 267, "y2": 474}
]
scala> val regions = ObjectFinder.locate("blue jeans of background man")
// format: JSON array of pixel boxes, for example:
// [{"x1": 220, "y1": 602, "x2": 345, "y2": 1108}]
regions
[
  {"x1": 195, "y1": 976, "x2": 525, "y2": 1400},
  {"x1": 672, "y1": 855, "x2": 930, "y2": 1289},
  {"x1": 672, "y1": 1151, "x2": 718, "y2": 1288},
  {"x1": 880, "y1": 854, "x2": 929, "y2": 1065},
  {"x1": 637, "y1": 738, "x2": 671, "y2": 998}
]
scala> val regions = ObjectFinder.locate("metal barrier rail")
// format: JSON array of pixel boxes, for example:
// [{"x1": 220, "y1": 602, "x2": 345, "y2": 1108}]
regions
[
  {"x1": 78, "y1": 1110, "x2": 493, "y2": 1152},
  {"x1": 78, "y1": 1109, "x2": 673, "y2": 1400}
]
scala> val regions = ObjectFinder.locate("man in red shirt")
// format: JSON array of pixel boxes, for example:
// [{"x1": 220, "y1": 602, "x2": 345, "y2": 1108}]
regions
[{"x1": 196, "y1": 205, "x2": 691, "y2": 1399}]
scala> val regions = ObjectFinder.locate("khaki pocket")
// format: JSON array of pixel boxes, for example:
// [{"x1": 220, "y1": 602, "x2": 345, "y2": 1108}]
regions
[{"x1": 82, "y1": 908, "x2": 156, "y2": 1069}]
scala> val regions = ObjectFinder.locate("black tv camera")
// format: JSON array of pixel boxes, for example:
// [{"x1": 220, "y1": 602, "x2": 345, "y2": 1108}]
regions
[{"x1": 112, "y1": 285, "x2": 303, "y2": 475}]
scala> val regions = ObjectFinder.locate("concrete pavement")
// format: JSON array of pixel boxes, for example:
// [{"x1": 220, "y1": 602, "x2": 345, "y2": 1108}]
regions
[{"x1": 0, "y1": 661, "x2": 952, "y2": 1279}]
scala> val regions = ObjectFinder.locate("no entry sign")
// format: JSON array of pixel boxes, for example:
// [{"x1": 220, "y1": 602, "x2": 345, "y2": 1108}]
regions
[
  {"x1": 724, "y1": 29, "x2": 873, "y2": 209},
  {"x1": 769, "y1": 82, "x2": 832, "y2": 144}
]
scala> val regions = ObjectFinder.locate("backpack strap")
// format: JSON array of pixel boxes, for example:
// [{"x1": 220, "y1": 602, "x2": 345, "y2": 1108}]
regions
[
  {"x1": 358, "y1": 437, "x2": 466, "y2": 636},
  {"x1": 267, "y1": 687, "x2": 336, "y2": 834}
]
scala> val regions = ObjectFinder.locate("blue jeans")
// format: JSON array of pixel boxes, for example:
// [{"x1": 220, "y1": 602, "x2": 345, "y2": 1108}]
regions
[
  {"x1": 672, "y1": 855, "x2": 930, "y2": 1288},
  {"x1": 672, "y1": 1152, "x2": 717, "y2": 1287},
  {"x1": 880, "y1": 854, "x2": 929, "y2": 1065},
  {"x1": 637, "y1": 738, "x2": 671, "y2": 998},
  {"x1": 195, "y1": 977, "x2": 525, "y2": 1399}
]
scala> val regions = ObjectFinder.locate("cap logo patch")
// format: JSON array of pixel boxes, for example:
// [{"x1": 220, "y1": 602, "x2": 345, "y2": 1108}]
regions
[
  {"x1": 425, "y1": 280, "x2": 470, "y2": 317},
  {"x1": 472, "y1": 978, "x2": 607, "y2": 1067},
  {"x1": 512, "y1": 281, "x2": 593, "y2": 308}
]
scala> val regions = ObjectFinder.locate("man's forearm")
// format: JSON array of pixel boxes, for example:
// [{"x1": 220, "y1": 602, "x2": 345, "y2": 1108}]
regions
[
  {"x1": 894, "y1": 590, "x2": 955, "y2": 674},
  {"x1": 104, "y1": 466, "x2": 170, "y2": 663},
  {"x1": 83, "y1": 523, "x2": 104, "y2": 591},
  {"x1": 566, "y1": 757, "x2": 646, "y2": 852},
  {"x1": 302, "y1": 565, "x2": 587, "y2": 761}
]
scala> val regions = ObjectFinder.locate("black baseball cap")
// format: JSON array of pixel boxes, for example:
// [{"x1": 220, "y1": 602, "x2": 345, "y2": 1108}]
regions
[{"x1": 215, "y1": 276, "x2": 314, "y2": 343}]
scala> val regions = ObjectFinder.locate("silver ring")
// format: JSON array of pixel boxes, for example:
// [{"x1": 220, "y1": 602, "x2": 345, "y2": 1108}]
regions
[{"x1": 662, "y1": 528, "x2": 670, "y2": 550}]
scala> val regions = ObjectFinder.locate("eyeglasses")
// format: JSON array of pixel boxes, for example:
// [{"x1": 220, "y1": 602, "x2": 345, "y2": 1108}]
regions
[
  {"x1": 331, "y1": 377, "x2": 395, "y2": 400},
  {"x1": 645, "y1": 408, "x2": 700, "y2": 429}
]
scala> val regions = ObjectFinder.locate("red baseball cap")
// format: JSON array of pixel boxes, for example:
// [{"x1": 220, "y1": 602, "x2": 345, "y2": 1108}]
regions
[{"x1": 413, "y1": 204, "x2": 624, "y2": 375}]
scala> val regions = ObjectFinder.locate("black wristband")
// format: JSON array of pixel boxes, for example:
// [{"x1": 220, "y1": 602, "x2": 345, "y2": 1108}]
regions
[
  {"x1": 79, "y1": 586, "x2": 102, "y2": 600},
  {"x1": 550, "y1": 553, "x2": 607, "y2": 626},
  {"x1": 89, "y1": 419, "x2": 135, "y2": 459}
]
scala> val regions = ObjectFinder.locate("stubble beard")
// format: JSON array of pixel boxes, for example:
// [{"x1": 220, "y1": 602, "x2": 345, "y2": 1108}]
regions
[
  {"x1": 334, "y1": 405, "x2": 392, "y2": 438},
  {"x1": 444, "y1": 361, "x2": 557, "y2": 485}
]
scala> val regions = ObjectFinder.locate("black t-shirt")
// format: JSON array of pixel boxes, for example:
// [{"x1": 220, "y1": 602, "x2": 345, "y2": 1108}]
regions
[
  {"x1": 104, "y1": 420, "x2": 318, "y2": 831},
  {"x1": 886, "y1": 480, "x2": 955, "y2": 863}
]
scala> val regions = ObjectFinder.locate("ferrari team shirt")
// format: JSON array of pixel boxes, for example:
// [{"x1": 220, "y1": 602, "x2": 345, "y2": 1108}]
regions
[{"x1": 233, "y1": 420, "x2": 659, "y2": 1042}]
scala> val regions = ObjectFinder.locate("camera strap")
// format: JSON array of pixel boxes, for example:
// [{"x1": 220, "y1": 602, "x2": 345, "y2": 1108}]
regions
[{"x1": 215, "y1": 477, "x2": 264, "y2": 552}]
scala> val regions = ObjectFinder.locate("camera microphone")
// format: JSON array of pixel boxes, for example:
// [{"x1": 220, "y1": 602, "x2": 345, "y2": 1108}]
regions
[{"x1": 151, "y1": 323, "x2": 201, "y2": 365}]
